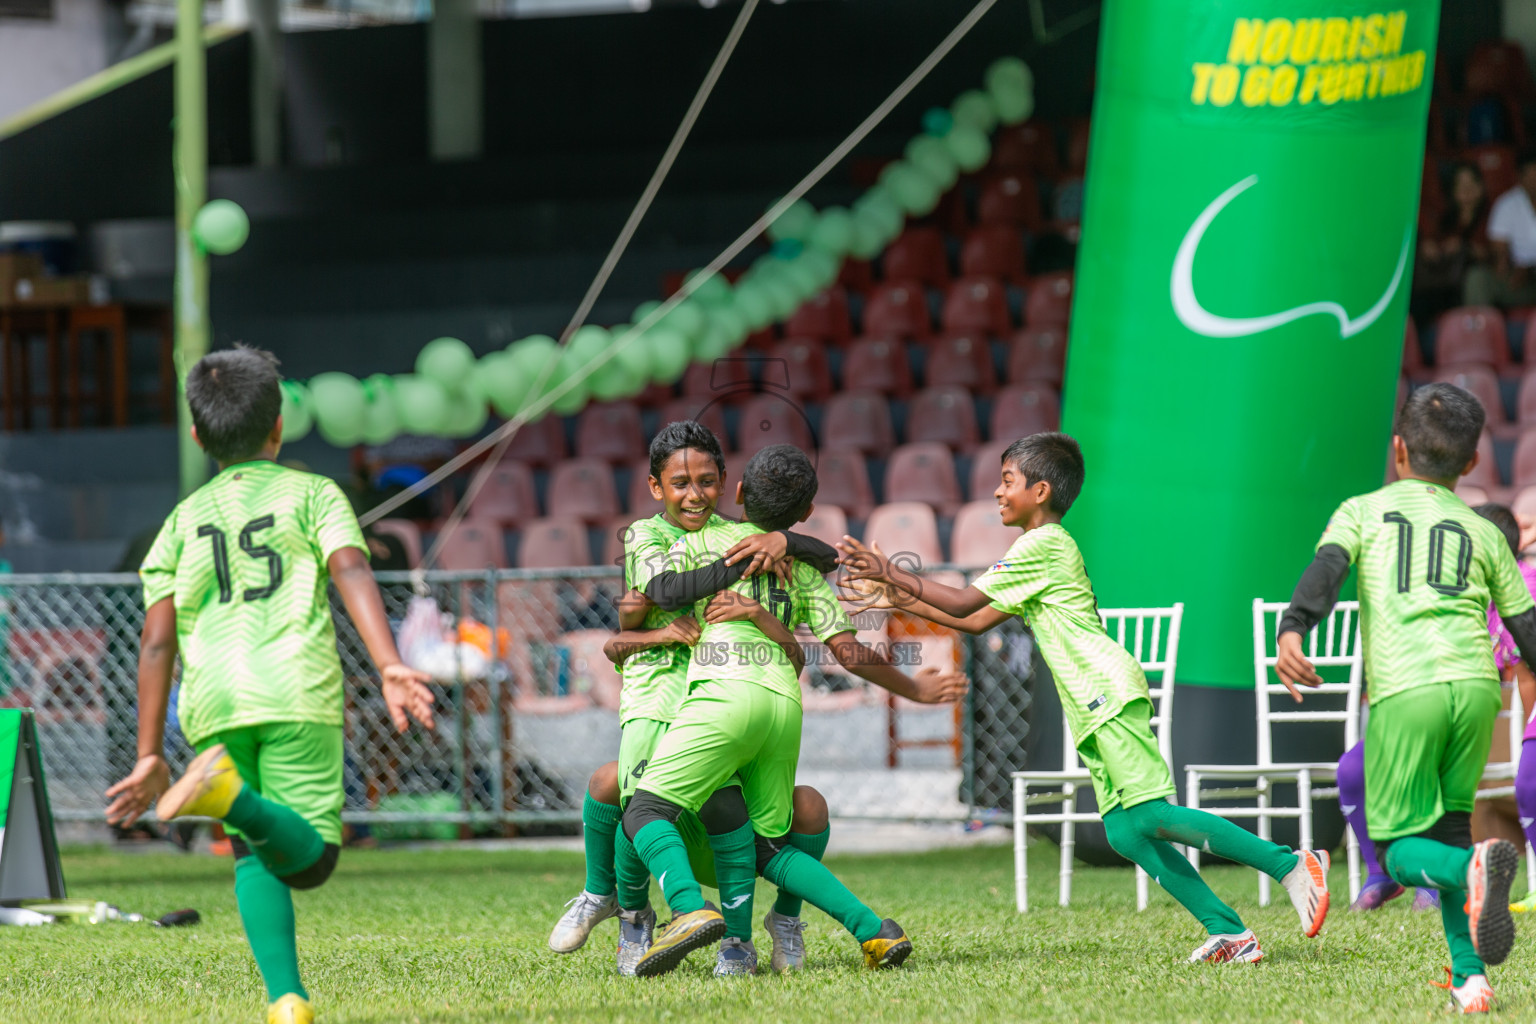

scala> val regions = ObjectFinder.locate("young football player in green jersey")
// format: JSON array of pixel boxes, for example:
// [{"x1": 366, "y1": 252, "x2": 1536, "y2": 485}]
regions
[
  {"x1": 548, "y1": 421, "x2": 843, "y2": 975},
  {"x1": 622, "y1": 445, "x2": 968, "y2": 978},
  {"x1": 104, "y1": 348, "x2": 437, "y2": 1024},
  {"x1": 1277, "y1": 383, "x2": 1536, "y2": 1014},
  {"x1": 838, "y1": 432, "x2": 1332, "y2": 965}
]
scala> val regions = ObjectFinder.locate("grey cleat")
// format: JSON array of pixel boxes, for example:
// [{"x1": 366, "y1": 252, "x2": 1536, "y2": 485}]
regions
[
  {"x1": 713, "y1": 936, "x2": 759, "y2": 976},
  {"x1": 615, "y1": 905, "x2": 656, "y2": 976},
  {"x1": 548, "y1": 890, "x2": 619, "y2": 953},
  {"x1": 763, "y1": 910, "x2": 806, "y2": 973}
]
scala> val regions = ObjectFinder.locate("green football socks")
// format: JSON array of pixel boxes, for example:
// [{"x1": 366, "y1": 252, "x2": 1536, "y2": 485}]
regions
[
  {"x1": 224, "y1": 786, "x2": 325, "y2": 878},
  {"x1": 1384, "y1": 839, "x2": 1482, "y2": 985},
  {"x1": 762, "y1": 846, "x2": 882, "y2": 943},
  {"x1": 708, "y1": 823, "x2": 758, "y2": 940},
  {"x1": 234, "y1": 856, "x2": 307, "y2": 1002},
  {"x1": 632, "y1": 820, "x2": 706, "y2": 915},
  {"x1": 580, "y1": 793, "x2": 620, "y2": 897},
  {"x1": 614, "y1": 828, "x2": 653, "y2": 912},
  {"x1": 1103, "y1": 805, "x2": 1246, "y2": 935},
  {"x1": 772, "y1": 826, "x2": 831, "y2": 918},
  {"x1": 1125, "y1": 799, "x2": 1299, "y2": 880}
]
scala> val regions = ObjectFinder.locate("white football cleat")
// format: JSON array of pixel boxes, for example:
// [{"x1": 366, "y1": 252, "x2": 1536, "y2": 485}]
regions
[
  {"x1": 548, "y1": 890, "x2": 618, "y2": 953},
  {"x1": 763, "y1": 909, "x2": 806, "y2": 973},
  {"x1": 1188, "y1": 929, "x2": 1263, "y2": 964}
]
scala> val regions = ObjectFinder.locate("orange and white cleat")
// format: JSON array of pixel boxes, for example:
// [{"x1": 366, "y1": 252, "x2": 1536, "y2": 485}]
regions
[
  {"x1": 1188, "y1": 929, "x2": 1263, "y2": 964},
  {"x1": 1466, "y1": 839, "x2": 1519, "y2": 966},
  {"x1": 1280, "y1": 849, "x2": 1331, "y2": 938},
  {"x1": 1434, "y1": 967, "x2": 1495, "y2": 1014}
]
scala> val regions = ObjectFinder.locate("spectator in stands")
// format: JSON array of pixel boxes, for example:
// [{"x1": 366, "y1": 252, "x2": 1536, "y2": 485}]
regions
[
  {"x1": 1465, "y1": 153, "x2": 1536, "y2": 307},
  {"x1": 1416, "y1": 163, "x2": 1490, "y2": 320}
]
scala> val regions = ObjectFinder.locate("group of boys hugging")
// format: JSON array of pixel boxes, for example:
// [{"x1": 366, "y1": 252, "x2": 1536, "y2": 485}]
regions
[{"x1": 98, "y1": 344, "x2": 1532, "y2": 1021}]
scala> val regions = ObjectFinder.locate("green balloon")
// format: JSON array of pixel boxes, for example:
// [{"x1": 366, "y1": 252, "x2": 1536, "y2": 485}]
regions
[
  {"x1": 809, "y1": 206, "x2": 855, "y2": 255},
  {"x1": 611, "y1": 325, "x2": 654, "y2": 384},
  {"x1": 945, "y1": 124, "x2": 993, "y2": 173},
  {"x1": 854, "y1": 188, "x2": 905, "y2": 243},
  {"x1": 416, "y1": 336, "x2": 476, "y2": 389},
  {"x1": 992, "y1": 84, "x2": 1034, "y2": 126},
  {"x1": 905, "y1": 135, "x2": 959, "y2": 190},
  {"x1": 192, "y1": 199, "x2": 249, "y2": 255},
  {"x1": 922, "y1": 106, "x2": 954, "y2": 137},
  {"x1": 442, "y1": 389, "x2": 488, "y2": 438},
  {"x1": 632, "y1": 299, "x2": 663, "y2": 324},
  {"x1": 551, "y1": 384, "x2": 588, "y2": 416},
  {"x1": 880, "y1": 161, "x2": 942, "y2": 216},
  {"x1": 950, "y1": 89, "x2": 998, "y2": 133},
  {"x1": 765, "y1": 198, "x2": 818, "y2": 243},
  {"x1": 759, "y1": 274, "x2": 800, "y2": 321},
  {"x1": 553, "y1": 338, "x2": 597, "y2": 414},
  {"x1": 476, "y1": 351, "x2": 529, "y2": 417},
  {"x1": 780, "y1": 255, "x2": 823, "y2": 300},
  {"x1": 279, "y1": 381, "x2": 313, "y2": 442},
  {"x1": 848, "y1": 211, "x2": 886, "y2": 260},
  {"x1": 732, "y1": 281, "x2": 774, "y2": 330},
  {"x1": 799, "y1": 247, "x2": 840, "y2": 290},
  {"x1": 393, "y1": 375, "x2": 452, "y2": 436},
  {"x1": 986, "y1": 56, "x2": 1032, "y2": 98},
  {"x1": 660, "y1": 300, "x2": 707, "y2": 342},
  {"x1": 646, "y1": 326, "x2": 690, "y2": 383},
  {"x1": 693, "y1": 322, "x2": 734, "y2": 363},
  {"x1": 308, "y1": 372, "x2": 367, "y2": 446},
  {"x1": 684, "y1": 269, "x2": 732, "y2": 307},
  {"x1": 360, "y1": 376, "x2": 401, "y2": 446}
]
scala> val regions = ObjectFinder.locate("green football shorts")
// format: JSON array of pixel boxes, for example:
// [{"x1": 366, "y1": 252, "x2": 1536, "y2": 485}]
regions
[
  {"x1": 617, "y1": 716, "x2": 718, "y2": 889},
  {"x1": 1365, "y1": 678, "x2": 1501, "y2": 841},
  {"x1": 1075, "y1": 698, "x2": 1176, "y2": 814},
  {"x1": 636, "y1": 678, "x2": 802, "y2": 839},
  {"x1": 203, "y1": 721, "x2": 344, "y2": 846}
]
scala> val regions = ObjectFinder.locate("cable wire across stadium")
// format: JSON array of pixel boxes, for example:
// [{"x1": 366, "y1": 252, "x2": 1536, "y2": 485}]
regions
[{"x1": 361, "y1": 0, "x2": 1003, "y2": 561}]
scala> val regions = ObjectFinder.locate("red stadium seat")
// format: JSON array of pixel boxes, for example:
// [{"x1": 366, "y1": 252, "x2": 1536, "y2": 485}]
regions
[
  {"x1": 991, "y1": 120, "x2": 1060, "y2": 177},
  {"x1": 1458, "y1": 484, "x2": 1492, "y2": 507},
  {"x1": 822, "y1": 390, "x2": 896, "y2": 457},
  {"x1": 547, "y1": 458, "x2": 622, "y2": 523},
  {"x1": 465, "y1": 460, "x2": 540, "y2": 527},
  {"x1": 884, "y1": 442, "x2": 962, "y2": 516},
  {"x1": 839, "y1": 258, "x2": 876, "y2": 295},
  {"x1": 1025, "y1": 271, "x2": 1074, "y2": 327},
  {"x1": 1403, "y1": 317, "x2": 1425, "y2": 376},
  {"x1": 434, "y1": 520, "x2": 507, "y2": 570},
  {"x1": 719, "y1": 451, "x2": 750, "y2": 517},
  {"x1": 785, "y1": 286, "x2": 853, "y2": 344},
  {"x1": 1007, "y1": 327, "x2": 1068, "y2": 388},
  {"x1": 842, "y1": 336, "x2": 914, "y2": 398},
  {"x1": 1518, "y1": 372, "x2": 1536, "y2": 425},
  {"x1": 924, "y1": 333, "x2": 997, "y2": 395},
  {"x1": 1511, "y1": 484, "x2": 1536, "y2": 521},
  {"x1": 1465, "y1": 144, "x2": 1519, "y2": 200},
  {"x1": 627, "y1": 458, "x2": 662, "y2": 516},
  {"x1": 1396, "y1": 375, "x2": 1409, "y2": 412},
  {"x1": 863, "y1": 280, "x2": 933, "y2": 340},
  {"x1": 882, "y1": 227, "x2": 950, "y2": 288},
  {"x1": 600, "y1": 515, "x2": 632, "y2": 569},
  {"x1": 736, "y1": 392, "x2": 815, "y2": 455},
  {"x1": 960, "y1": 224, "x2": 1027, "y2": 285},
  {"x1": 518, "y1": 518, "x2": 593, "y2": 568},
  {"x1": 1460, "y1": 431, "x2": 1503, "y2": 492},
  {"x1": 906, "y1": 386, "x2": 979, "y2": 450},
  {"x1": 977, "y1": 173, "x2": 1044, "y2": 232},
  {"x1": 797, "y1": 505, "x2": 848, "y2": 550},
  {"x1": 863, "y1": 502, "x2": 943, "y2": 566},
  {"x1": 1437, "y1": 364, "x2": 1508, "y2": 428},
  {"x1": 682, "y1": 357, "x2": 754, "y2": 399},
  {"x1": 772, "y1": 337, "x2": 834, "y2": 402},
  {"x1": 502, "y1": 414, "x2": 567, "y2": 467},
  {"x1": 951, "y1": 500, "x2": 1017, "y2": 567},
  {"x1": 969, "y1": 440, "x2": 1010, "y2": 501},
  {"x1": 1514, "y1": 429, "x2": 1536, "y2": 488},
  {"x1": 659, "y1": 396, "x2": 730, "y2": 450},
  {"x1": 371, "y1": 519, "x2": 423, "y2": 568},
  {"x1": 1064, "y1": 117, "x2": 1090, "y2": 173},
  {"x1": 941, "y1": 276, "x2": 1012, "y2": 337},
  {"x1": 1436, "y1": 306, "x2": 1511, "y2": 371},
  {"x1": 991, "y1": 385, "x2": 1062, "y2": 440},
  {"x1": 575, "y1": 401, "x2": 645, "y2": 464},
  {"x1": 1465, "y1": 40, "x2": 1533, "y2": 100},
  {"x1": 815, "y1": 448, "x2": 874, "y2": 520}
]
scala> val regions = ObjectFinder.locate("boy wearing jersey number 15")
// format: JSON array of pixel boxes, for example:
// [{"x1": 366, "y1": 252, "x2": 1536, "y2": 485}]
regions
[
  {"x1": 1278, "y1": 383, "x2": 1536, "y2": 1015},
  {"x1": 104, "y1": 348, "x2": 437, "y2": 1024}
]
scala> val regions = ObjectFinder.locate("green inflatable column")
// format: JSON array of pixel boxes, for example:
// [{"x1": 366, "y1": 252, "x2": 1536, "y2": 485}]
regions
[{"x1": 1063, "y1": 2, "x2": 1438, "y2": 689}]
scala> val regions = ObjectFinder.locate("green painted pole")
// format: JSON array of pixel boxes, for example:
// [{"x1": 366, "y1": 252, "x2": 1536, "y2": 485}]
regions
[
  {"x1": 1063, "y1": 1, "x2": 1439, "y2": 688},
  {"x1": 174, "y1": 0, "x2": 210, "y2": 496}
]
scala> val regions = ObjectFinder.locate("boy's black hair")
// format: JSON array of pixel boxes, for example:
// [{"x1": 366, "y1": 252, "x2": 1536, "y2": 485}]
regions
[
  {"x1": 1001, "y1": 431, "x2": 1084, "y2": 514},
  {"x1": 1396, "y1": 382, "x2": 1484, "y2": 482},
  {"x1": 741, "y1": 444, "x2": 818, "y2": 532},
  {"x1": 649, "y1": 420, "x2": 726, "y2": 480},
  {"x1": 185, "y1": 346, "x2": 283, "y2": 464},
  {"x1": 1475, "y1": 503, "x2": 1521, "y2": 557}
]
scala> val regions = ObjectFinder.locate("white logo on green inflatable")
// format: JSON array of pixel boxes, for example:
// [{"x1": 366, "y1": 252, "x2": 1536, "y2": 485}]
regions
[{"x1": 1171, "y1": 174, "x2": 1411, "y2": 339}]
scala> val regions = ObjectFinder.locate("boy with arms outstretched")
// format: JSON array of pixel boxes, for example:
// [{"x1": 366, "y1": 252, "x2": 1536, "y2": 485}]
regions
[
  {"x1": 105, "y1": 348, "x2": 436, "y2": 1024},
  {"x1": 548, "y1": 421, "x2": 844, "y2": 975},
  {"x1": 622, "y1": 445, "x2": 968, "y2": 977},
  {"x1": 840, "y1": 432, "x2": 1331, "y2": 964},
  {"x1": 1277, "y1": 384, "x2": 1534, "y2": 1014}
]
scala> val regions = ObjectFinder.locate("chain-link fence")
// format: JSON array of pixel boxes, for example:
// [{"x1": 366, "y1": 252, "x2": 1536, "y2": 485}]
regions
[{"x1": 0, "y1": 567, "x2": 1038, "y2": 833}]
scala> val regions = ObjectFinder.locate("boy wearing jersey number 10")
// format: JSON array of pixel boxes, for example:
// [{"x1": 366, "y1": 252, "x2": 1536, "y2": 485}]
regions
[
  {"x1": 838, "y1": 432, "x2": 1332, "y2": 965},
  {"x1": 103, "y1": 348, "x2": 437, "y2": 1024},
  {"x1": 1278, "y1": 383, "x2": 1536, "y2": 1014}
]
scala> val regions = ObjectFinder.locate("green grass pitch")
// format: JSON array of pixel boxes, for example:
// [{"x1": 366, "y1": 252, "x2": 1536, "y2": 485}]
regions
[{"x1": 0, "y1": 839, "x2": 1528, "y2": 1022}]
